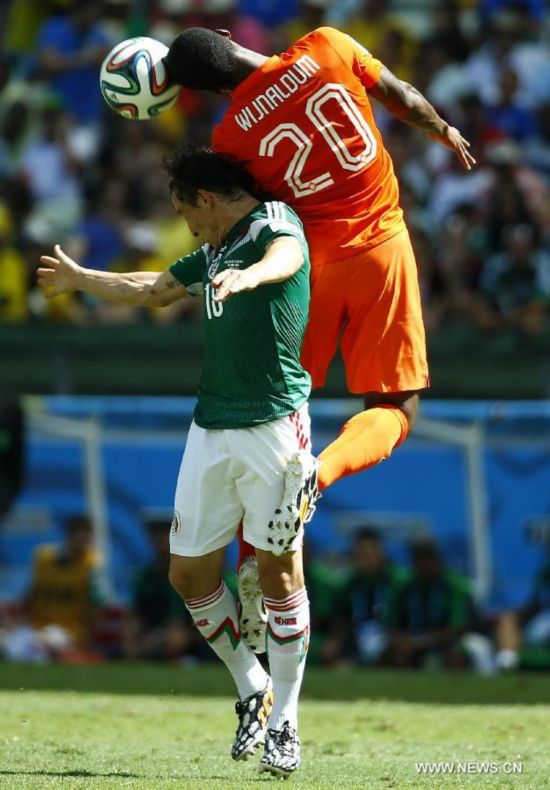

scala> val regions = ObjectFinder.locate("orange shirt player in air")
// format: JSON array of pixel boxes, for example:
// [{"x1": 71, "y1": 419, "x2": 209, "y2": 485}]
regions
[{"x1": 164, "y1": 25, "x2": 475, "y2": 643}]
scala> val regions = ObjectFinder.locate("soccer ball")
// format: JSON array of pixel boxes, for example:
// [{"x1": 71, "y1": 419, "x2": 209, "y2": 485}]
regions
[{"x1": 100, "y1": 37, "x2": 180, "y2": 120}]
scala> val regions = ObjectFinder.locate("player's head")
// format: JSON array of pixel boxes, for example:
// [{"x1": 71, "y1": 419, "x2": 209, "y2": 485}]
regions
[
  {"x1": 145, "y1": 517, "x2": 171, "y2": 562},
  {"x1": 164, "y1": 27, "x2": 248, "y2": 91},
  {"x1": 64, "y1": 514, "x2": 93, "y2": 558},
  {"x1": 163, "y1": 142, "x2": 261, "y2": 243},
  {"x1": 409, "y1": 537, "x2": 441, "y2": 581},
  {"x1": 353, "y1": 527, "x2": 385, "y2": 574}
]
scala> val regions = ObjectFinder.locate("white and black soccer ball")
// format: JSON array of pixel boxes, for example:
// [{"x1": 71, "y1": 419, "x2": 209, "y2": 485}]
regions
[{"x1": 100, "y1": 37, "x2": 180, "y2": 120}]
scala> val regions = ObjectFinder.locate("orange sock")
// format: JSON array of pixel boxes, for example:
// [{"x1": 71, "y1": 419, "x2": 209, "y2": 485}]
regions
[
  {"x1": 237, "y1": 521, "x2": 255, "y2": 569},
  {"x1": 317, "y1": 406, "x2": 409, "y2": 490}
]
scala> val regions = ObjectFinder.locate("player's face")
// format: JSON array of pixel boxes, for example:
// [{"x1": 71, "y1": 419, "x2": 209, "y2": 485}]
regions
[{"x1": 171, "y1": 192, "x2": 218, "y2": 245}]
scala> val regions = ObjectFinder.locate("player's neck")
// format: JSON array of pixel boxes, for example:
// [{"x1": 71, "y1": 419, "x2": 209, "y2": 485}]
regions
[
  {"x1": 214, "y1": 196, "x2": 260, "y2": 248},
  {"x1": 231, "y1": 50, "x2": 268, "y2": 86}
]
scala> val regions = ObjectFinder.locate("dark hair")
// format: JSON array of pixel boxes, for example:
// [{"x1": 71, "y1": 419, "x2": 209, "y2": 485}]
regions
[
  {"x1": 164, "y1": 28, "x2": 240, "y2": 91},
  {"x1": 65, "y1": 514, "x2": 92, "y2": 533},
  {"x1": 409, "y1": 536, "x2": 439, "y2": 561},
  {"x1": 354, "y1": 526, "x2": 381, "y2": 544},
  {"x1": 163, "y1": 142, "x2": 260, "y2": 205}
]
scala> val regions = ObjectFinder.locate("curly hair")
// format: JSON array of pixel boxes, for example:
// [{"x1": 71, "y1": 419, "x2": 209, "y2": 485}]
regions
[
  {"x1": 163, "y1": 142, "x2": 262, "y2": 205},
  {"x1": 164, "y1": 28, "x2": 240, "y2": 91}
]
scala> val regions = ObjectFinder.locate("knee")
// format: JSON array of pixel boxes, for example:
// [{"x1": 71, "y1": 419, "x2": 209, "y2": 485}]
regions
[
  {"x1": 400, "y1": 394, "x2": 419, "y2": 430},
  {"x1": 168, "y1": 559, "x2": 199, "y2": 600},
  {"x1": 257, "y1": 554, "x2": 304, "y2": 600},
  {"x1": 364, "y1": 391, "x2": 420, "y2": 431}
]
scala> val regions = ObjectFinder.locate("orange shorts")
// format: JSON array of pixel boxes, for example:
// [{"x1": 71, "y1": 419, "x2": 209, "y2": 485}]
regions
[{"x1": 301, "y1": 228, "x2": 429, "y2": 394}]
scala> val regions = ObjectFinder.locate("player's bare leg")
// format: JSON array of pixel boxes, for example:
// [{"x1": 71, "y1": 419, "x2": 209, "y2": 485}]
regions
[
  {"x1": 316, "y1": 390, "x2": 419, "y2": 490},
  {"x1": 169, "y1": 551, "x2": 272, "y2": 761},
  {"x1": 255, "y1": 547, "x2": 309, "y2": 777}
]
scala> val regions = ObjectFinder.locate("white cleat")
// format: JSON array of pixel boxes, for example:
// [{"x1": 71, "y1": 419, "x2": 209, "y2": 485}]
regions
[
  {"x1": 267, "y1": 451, "x2": 321, "y2": 556},
  {"x1": 258, "y1": 721, "x2": 301, "y2": 778},
  {"x1": 238, "y1": 556, "x2": 267, "y2": 654}
]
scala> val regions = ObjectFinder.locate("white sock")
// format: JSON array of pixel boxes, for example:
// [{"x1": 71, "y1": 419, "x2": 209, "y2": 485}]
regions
[
  {"x1": 185, "y1": 580, "x2": 268, "y2": 700},
  {"x1": 264, "y1": 587, "x2": 310, "y2": 731}
]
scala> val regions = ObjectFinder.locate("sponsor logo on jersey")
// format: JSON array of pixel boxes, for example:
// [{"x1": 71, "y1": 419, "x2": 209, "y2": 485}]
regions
[
  {"x1": 195, "y1": 618, "x2": 209, "y2": 627},
  {"x1": 171, "y1": 511, "x2": 181, "y2": 534}
]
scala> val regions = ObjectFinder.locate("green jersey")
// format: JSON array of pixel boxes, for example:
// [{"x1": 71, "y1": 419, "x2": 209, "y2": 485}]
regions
[{"x1": 170, "y1": 201, "x2": 311, "y2": 430}]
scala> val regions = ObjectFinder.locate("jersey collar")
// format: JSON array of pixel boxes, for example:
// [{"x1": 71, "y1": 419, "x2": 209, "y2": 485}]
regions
[
  {"x1": 219, "y1": 202, "x2": 262, "y2": 248},
  {"x1": 231, "y1": 56, "x2": 279, "y2": 103}
]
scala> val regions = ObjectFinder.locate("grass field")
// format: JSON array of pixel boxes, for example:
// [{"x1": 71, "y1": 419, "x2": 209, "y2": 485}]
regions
[{"x1": 0, "y1": 664, "x2": 549, "y2": 789}]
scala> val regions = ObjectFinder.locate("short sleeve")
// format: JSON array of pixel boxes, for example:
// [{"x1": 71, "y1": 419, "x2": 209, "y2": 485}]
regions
[
  {"x1": 316, "y1": 26, "x2": 383, "y2": 89},
  {"x1": 169, "y1": 247, "x2": 207, "y2": 294},
  {"x1": 249, "y1": 203, "x2": 308, "y2": 257}
]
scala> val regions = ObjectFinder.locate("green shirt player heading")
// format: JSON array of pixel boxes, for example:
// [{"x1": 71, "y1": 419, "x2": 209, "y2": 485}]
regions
[
  {"x1": 38, "y1": 142, "x2": 320, "y2": 775},
  {"x1": 170, "y1": 201, "x2": 311, "y2": 429}
]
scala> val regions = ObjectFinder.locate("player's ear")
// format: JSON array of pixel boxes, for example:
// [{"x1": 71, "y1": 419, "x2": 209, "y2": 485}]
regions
[
  {"x1": 196, "y1": 189, "x2": 213, "y2": 209},
  {"x1": 215, "y1": 29, "x2": 232, "y2": 40}
]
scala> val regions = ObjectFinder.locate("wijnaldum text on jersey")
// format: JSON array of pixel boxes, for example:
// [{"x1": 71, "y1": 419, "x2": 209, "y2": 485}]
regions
[{"x1": 234, "y1": 56, "x2": 321, "y2": 131}]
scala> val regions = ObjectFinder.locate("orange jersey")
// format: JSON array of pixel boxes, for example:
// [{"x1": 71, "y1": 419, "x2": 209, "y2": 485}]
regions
[{"x1": 212, "y1": 27, "x2": 405, "y2": 266}]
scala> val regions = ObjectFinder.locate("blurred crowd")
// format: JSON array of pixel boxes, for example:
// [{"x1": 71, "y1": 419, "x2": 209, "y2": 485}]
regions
[
  {"x1": 1, "y1": 0, "x2": 550, "y2": 338},
  {"x1": 2, "y1": 515, "x2": 550, "y2": 674}
]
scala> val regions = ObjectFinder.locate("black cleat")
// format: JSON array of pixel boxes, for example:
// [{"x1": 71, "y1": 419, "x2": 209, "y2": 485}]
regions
[{"x1": 231, "y1": 679, "x2": 273, "y2": 761}]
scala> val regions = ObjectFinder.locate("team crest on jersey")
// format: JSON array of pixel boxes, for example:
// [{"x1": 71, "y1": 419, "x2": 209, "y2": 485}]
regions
[
  {"x1": 208, "y1": 259, "x2": 220, "y2": 280},
  {"x1": 207, "y1": 249, "x2": 224, "y2": 280},
  {"x1": 171, "y1": 511, "x2": 181, "y2": 535}
]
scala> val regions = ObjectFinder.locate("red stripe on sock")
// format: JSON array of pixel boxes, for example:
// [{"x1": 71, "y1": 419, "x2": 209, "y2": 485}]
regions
[
  {"x1": 186, "y1": 580, "x2": 225, "y2": 610},
  {"x1": 264, "y1": 589, "x2": 307, "y2": 612}
]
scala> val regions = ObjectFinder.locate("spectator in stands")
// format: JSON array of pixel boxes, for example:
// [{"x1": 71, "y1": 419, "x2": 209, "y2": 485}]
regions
[
  {"x1": 525, "y1": 102, "x2": 550, "y2": 183},
  {"x1": 485, "y1": 67, "x2": 536, "y2": 142},
  {"x1": 387, "y1": 537, "x2": 473, "y2": 670},
  {"x1": 343, "y1": 0, "x2": 417, "y2": 81},
  {"x1": 423, "y1": 3, "x2": 470, "y2": 65},
  {"x1": 302, "y1": 540, "x2": 346, "y2": 666},
  {"x1": 122, "y1": 518, "x2": 200, "y2": 662},
  {"x1": 0, "y1": 514, "x2": 99, "y2": 662},
  {"x1": 0, "y1": 204, "x2": 27, "y2": 322},
  {"x1": 19, "y1": 103, "x2": 83, "y2": 240},
  {"x1": 473, "y1": 223, "x2": 550, "y2": 336},
  {"x1": 73, "y1": 181, "x2": 126, "y2": 274},
  {"x1": 496, "y1": 548, "x2": 550, "y2": 670},
  {"x1": 36, "y1": 0, "x2": 111, "y2": 126},
  {"x1": 0, "y1": 100, "x2": 32, "y2": 178},
  {"x1": 336, "y1": 527, "x2": 405, "y2": 666}
]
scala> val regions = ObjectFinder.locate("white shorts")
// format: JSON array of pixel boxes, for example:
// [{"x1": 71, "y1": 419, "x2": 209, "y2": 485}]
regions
[{"x1": 170, "y1": 404, "x2": 311, "y2": 557}]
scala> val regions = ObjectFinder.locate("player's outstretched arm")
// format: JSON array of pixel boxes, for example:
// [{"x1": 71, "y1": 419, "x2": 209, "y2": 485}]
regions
[
  {"x1": 38, "y1": 245, "x2": 187, "y2": 307},
  {"x1": 368, "y1": 66, "x2": 476, "y2": 171},
  {"x1": 212, "y1": 236, "x2": 304, "y2": 302}
]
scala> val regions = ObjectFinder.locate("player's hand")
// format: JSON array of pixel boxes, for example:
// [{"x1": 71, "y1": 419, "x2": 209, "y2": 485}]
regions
[
  {"x1": 430, "y1": 125, "x2": 476, "y2": 171},
  {"x1": 38, "y1": 244, "x2": 81, "y2": 298},
  {"x1": 211, "y1": 268, "x2": 260, "y2": 302}
]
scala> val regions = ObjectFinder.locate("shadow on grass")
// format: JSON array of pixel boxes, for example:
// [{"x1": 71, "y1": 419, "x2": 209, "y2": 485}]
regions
[
  {"x1": 0, "y1": 770, "x2": 139, "y2": 778},
  {"x1": 0, "y1": 769, "x2": 262, "y2": 784},
  {"x1": 1, "y1": 664, "x2": 550, "y2": 705}
]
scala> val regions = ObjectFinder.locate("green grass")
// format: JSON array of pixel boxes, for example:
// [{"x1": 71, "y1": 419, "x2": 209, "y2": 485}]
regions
[{"x1": 0, "y1": 665, "x2": 548, "y2": 789}]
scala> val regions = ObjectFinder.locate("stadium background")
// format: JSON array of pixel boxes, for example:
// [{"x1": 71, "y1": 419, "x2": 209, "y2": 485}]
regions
[{"x1": 0, "y1": 2, "x2": 550, "y2": 784}]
